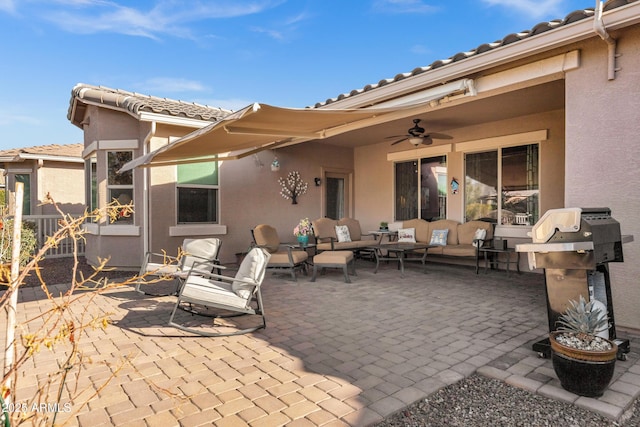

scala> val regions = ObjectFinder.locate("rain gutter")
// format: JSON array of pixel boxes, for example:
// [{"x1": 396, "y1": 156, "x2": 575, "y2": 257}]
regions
[{"x1": 593, "y1": 0, "x2": 619, "y2": 80}]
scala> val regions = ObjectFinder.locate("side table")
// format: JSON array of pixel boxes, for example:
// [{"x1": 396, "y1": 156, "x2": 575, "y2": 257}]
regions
[{"x1": 478, "y1": 247, "x2": 521, "y2": 276}]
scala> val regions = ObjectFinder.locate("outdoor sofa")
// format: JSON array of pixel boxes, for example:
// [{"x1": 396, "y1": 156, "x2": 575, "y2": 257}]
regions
[
  {"x1": 400, "y1": 218, "x2": 494, "y2": 262},
  {"x1": 311, "y1": 217, "x2": 376, "y2": 252}
]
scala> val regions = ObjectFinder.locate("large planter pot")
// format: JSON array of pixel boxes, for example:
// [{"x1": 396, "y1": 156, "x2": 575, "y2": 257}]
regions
[{"x1": 550, "y1": 331, "x2": 618, "y2": 397}]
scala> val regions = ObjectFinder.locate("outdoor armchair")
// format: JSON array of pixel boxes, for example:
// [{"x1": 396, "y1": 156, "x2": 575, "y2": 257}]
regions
[
  {"x1": 251, "y1": 224, "x2": 308, "y2": 281},
  {"x1": 135, "y1": 237, "x2": 222, "y2": 296},
  {"x1": 168, "y1": 247, "x2": 271, "y2": 337}
]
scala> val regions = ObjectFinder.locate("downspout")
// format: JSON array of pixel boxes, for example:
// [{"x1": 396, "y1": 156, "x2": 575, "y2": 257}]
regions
[
  {"x1": 593, "y1": 0, "x2": 619, "y2": 80},
  {"x1": 142, "y1": 122, "x2": 156, "y2": 259}
]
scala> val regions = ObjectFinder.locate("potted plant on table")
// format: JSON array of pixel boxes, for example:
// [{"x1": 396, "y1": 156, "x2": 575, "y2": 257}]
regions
[
  {"x1": 550, "y1": 295, "x2": 618, "y2": 397},
  {"x1": 293, "y1": 218, "x2": 312, "y2": 247}
]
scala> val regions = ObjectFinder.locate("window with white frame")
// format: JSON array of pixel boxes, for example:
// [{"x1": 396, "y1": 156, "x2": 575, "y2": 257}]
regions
[
  {"x1": 394, "y1": 155, "x2": 447, "y2": 221},
  {"x1": 464, "y1": 144, "x2": 539, "y2": 225},
  {"x1": 107, "y1": 151, "x2": 134, "y2": 224},
  {"x1": 177, "y1": 161, "x2": 218, "y2": 224}
]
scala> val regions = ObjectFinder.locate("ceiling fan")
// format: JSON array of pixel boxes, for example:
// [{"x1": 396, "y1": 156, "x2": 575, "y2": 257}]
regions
[{"x1": 388, "y1": 119, "x2": 453, "y2": 146}]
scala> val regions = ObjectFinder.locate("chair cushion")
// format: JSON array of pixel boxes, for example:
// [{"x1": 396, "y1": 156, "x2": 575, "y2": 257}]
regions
[
  {"x1": 182, "y1": 275, "x2": 249, "y2": 309},
  {"x1": 314, "y1": 251, "x2": 353, "y2": 265},
  {"x1": 233, "y1": 248, "x2": 270, "y2": 298},
  {"x1": 312, "y1": 218, "x2": 338, "y2": 243},
  {"x1": 397, "y1": 228, "x2": 416, "y2": 243},
  {"x1": 268, "y1": 250, "x2": 308, "y2": 266},
  {"x1": 430, "y1": 229, "x2": 449, "y2": 246},
  {"x1": 335, "y1": 225, "x2": 352, "y2": 242},
  {"x1": 143, "y1": 262, "x2": 180, "y2": 276},
  {"x1": 181, "y1": 238, "x2": 221, "y2": 270},
  {"x1": 253, "y1": 225, "x2": 280, "y2": 253}
]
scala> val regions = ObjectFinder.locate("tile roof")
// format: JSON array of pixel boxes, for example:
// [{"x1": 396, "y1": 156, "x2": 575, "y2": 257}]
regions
[
  {"x1": 314, "y1": 1, "x2": 632, "y2": 108},
  {"x1": 68, "y1": 84, "x2": 232, "y2": 126},
  {"x1": 0, "y1": 143, "x2": 83, "y2": 160}
]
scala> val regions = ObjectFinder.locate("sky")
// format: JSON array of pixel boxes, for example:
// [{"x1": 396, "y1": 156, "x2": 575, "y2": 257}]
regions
[{"x1": 0, "y1": 0, "x2": 593, "y2": 150}]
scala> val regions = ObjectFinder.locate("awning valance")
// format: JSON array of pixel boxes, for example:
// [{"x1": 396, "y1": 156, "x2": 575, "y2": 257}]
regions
[{"x1": 120, "y1": 79, "x2": 475, "y2": 172}]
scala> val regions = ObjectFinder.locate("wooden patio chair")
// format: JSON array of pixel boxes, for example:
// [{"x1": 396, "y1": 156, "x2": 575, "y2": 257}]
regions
[
  {"x1": 135, "y1": 237, "x2": 222, "y2": 296},
  {"x1": 168, "y1": 247, "x2": 271, "y2": 337}
]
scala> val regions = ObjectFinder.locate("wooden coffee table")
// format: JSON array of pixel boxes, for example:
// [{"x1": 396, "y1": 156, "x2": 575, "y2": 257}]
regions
[{"x1": 369, "y1": 242, "x2": 434, "y2": 276}]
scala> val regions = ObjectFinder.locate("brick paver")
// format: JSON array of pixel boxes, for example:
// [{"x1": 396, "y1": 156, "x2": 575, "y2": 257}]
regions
[{"x1": 3, "y1": 261, "x2": 640, "y2": 426}]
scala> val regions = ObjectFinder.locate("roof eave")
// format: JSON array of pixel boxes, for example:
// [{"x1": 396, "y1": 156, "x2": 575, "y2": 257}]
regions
[{"x1": 322, "y1": 2, "x2": 640, "y2": 109}]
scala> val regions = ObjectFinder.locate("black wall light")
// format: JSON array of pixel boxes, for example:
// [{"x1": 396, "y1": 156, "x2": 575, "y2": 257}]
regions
[{"x1": 314, "y1": 177, "x2": 321, "y2": 186}]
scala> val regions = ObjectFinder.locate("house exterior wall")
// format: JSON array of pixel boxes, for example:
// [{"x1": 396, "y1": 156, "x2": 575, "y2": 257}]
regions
[
  {"x1": 353, "y1": 109, "x2": 566, "y2": 232},
  {"x1": 81, "y1": 106, "x2": 146, "y2": 268},
  {"x1": 37, "y1": 161, "x2": 85, "y2": 215},
  {"x1": 564, "y1": 25, "x2": 640, "y2": 330},
  {"x1": 216, "y1": 141, "x2": 354, "y2": 264}
]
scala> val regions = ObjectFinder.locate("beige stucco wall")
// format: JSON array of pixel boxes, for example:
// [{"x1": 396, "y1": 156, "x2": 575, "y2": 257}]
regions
[
  {"x1": 564, "y1": 26, "x2": 640, "y2": 330},
  {"x1": 82, "y1": 106, "x2": 147, "y2": 268},
  {"x1": 38, "y1": 161, "x2": 85, "y2": 215},
  {"x1": 353, "y1": 109, "x2": 566, "y2": 232},
  {"x1": 216, "y1": 142, "x2": 354, "y2": 264}
]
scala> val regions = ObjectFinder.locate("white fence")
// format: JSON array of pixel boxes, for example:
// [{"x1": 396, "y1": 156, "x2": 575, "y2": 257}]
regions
[{"x1": 23, "y1": 215, "x2": 85, "y2": 258}]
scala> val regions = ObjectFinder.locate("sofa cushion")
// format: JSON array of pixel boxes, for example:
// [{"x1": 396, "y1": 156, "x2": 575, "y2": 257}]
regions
[
  {"x1": 442, "y1": 245, "x2": 477, "y2": 257},
  {"x1": 338, "y1": 218, "x2": 363, "y2": 241},
  {"x1": 429, "y1": 219, "x2": 459, "y2": 245},
  {"x1": 457, "y1": 220, "x2": 493, "y2": 245},
  {"x1": 397, "y1": 228, "x2": 416, "y2": 243},
  {"x1": 402, "y1": 219, "x2": 430, "y2": 243},
  {"x1": 429, "y1": 229, "x2": 449, "y2": 246},
  {"x1": 335, "y1": 225, "x2": 352, "y2": 242}
]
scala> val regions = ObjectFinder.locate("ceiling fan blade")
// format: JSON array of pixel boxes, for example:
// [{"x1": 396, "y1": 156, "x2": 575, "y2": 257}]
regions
[
  {"x1": 390, "y1": 138, "x2": 407, "y2": 146},
  {"x1": 421, "y1": 136, "x2": 434, "y2": 145},
  {"x1": 427, "y1": 132, "x2": 453, "y2": 140},
  {"x1": 385, "y1": 134, "x2": 409, "y2": 139}
]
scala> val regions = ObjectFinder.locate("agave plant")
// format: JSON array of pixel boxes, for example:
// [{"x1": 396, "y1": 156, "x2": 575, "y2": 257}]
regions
[{"x1": 555, "y1": 295, "x2": 612, "y2": 351}]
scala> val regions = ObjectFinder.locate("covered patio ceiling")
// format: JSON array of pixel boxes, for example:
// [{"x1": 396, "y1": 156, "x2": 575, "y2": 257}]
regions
[{"x1": 317, "y1": 79, "x2": 565, "y2": 149}]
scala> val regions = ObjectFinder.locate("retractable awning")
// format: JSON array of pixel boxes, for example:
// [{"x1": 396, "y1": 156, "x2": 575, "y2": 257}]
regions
[{"x1": 120, "y1": 79, "x2": 475, "y2": 172}]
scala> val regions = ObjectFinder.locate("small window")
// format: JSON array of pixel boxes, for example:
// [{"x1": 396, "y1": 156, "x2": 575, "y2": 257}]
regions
[
  {"x1": 85, "y1": 155, "x2": 97, "y2": 221},
  {"x1": 177, "y1": 161, "x2": 219, "y2": 224},
  {"x1": 394, "y1": 155, "x2": 447, "y2": 221},
  {"x1": 15, "y1": 174, "x2": 31, "y2": 215},
  {"x1": 107, "y1": 151, "x2": 134, "y2": 224}
]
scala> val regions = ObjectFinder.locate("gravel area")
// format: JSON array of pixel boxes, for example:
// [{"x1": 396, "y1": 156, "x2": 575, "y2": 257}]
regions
[
  {"x1": 21, "y1": 256, "x2": 133, "y2": 288},
  {"x1": 374, "y1": 374, "x2": 640, "y2": 426}
]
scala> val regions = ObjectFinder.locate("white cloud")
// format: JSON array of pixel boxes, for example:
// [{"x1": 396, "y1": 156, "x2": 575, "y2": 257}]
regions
[
  {"x1": 0, "y1": 0, "x2": 16, "y2": 13},
  {"x1": 195, "y1": 98, "x2": 253, "y2": 112},
  {"x1": 410, "y1": 44, "x2": 431, "y2": 55},
  {"x1": 372, "y1": 0, "x2": 438, "y2": 14},
  {"x1": 35, "y1": 0, "x2": 286, "y2": 39},
  {"x1": 136, "y1": 78, "x2": 208, "y2": 94},
  {"x1": 0, "y1": 111, "x2": 41, "y2": 127},
  {"x1": 481, "y1": 0, "x2": 569, "y2": 19}
]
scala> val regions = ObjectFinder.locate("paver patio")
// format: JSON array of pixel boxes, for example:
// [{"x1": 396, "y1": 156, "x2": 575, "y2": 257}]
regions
[{"x1": 4, "y1": 260, "x2": 640, "y2": 426}]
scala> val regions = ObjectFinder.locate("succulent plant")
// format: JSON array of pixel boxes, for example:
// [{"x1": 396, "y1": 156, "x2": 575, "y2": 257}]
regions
[{"x1": 556, "y1": 295, "x2": 609, "y2": 338}]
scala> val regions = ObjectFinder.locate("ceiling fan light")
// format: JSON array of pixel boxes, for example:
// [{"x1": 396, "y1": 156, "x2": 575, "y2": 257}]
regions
[{"x1": 408, "y1": 137, "x2": 423, "y2": 146}]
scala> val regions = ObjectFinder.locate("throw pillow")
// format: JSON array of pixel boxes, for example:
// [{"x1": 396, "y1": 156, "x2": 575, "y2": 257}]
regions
[
  {"x1": 397, "y1": 228, "x2": 416, "y2": 243},
  {"x1": 472, "y1": 228, "x2": 487, "y2": 247},
  {"x1": 430, "y1": 229, "x2": 449, "y2": 246},
  {"x1": 335, "y1": 225, "x2": 351, "y2": 242}
]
